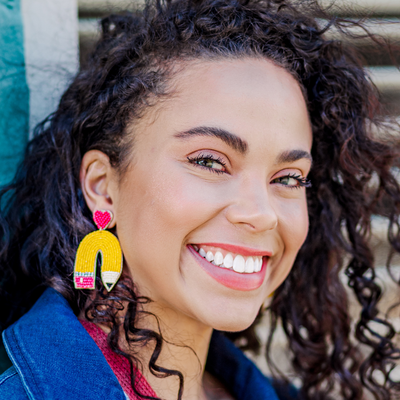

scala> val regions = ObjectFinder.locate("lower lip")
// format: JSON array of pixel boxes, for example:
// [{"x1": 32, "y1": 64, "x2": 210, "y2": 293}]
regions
[{"x1": 188, "y1": 245, "x2": 268, "y2": 291}]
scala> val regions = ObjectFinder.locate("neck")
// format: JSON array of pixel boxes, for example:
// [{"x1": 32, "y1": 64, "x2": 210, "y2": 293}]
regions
[
  {"x1": 80, "y1": 293, "x2": 221, "y2": 399},
  {"x1": 132, "y1": 301, "x2": 213, "y2": 400}
]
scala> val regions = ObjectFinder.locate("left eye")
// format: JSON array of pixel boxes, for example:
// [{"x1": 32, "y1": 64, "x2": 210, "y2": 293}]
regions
[
  {"x1": 272, "y1": 174, "x2": 311, "y2": 189},
  {"x1": 274, "y1": 176, "x2": 300, "y2": 186}
]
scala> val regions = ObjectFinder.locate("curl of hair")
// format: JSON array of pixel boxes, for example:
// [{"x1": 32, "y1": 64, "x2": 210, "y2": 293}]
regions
[{"x1": 1, "y1": 0, "x2": 399, "y2": 399}]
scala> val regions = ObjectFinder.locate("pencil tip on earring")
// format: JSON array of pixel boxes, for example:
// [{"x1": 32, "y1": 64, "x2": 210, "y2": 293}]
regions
[{"x1": 101, "y1": 270, "x2": 121, "y2": 292}]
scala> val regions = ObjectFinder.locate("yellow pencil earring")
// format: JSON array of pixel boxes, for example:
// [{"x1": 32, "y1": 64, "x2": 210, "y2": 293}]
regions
[{"x1": 73, "y1": 210, "x2": 123, "y2": 292}]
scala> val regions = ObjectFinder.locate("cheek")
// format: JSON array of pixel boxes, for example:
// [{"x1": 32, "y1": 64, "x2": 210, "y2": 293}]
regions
[
  {"x1": 278, "y1": 196, "x2": 309, "y2": 250},
  {"x1": 115, "y1": 164, "x2": 226, "y2": 273},
  {"x1": 267, "y1": 195, "x2": 309, "y2": 287},
  {"x1": 141, "y1": 170, "x2": 225, "y2": 239}
]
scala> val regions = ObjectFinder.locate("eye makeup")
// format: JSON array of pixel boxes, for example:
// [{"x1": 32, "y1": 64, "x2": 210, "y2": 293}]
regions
[
  {"x1": 187, "y1": 153, "x2": 228, "y2": 174},
  {"x1": 272, "y1": 173, "x2": 311, "y2": 189}
]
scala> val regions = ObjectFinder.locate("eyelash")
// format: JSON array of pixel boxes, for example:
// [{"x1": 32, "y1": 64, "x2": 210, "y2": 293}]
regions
[
  {"x1": 272, "y1": 173, "x2": 312, "y2": 189},
  {"x1": 187, "y1": 154, "x2": 312, "y2": 188},
  {"x1": 187, "y1": 154, "x2": 227, "y2": 175}
]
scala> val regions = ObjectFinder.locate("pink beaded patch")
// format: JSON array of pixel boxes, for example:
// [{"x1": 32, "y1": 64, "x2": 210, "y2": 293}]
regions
[
  {"x1": 93, "y1": 210, "x2": 112, "y2": 230},
  {"x1": 75, "y1": 276, "x2": 94, "y2": 289}
]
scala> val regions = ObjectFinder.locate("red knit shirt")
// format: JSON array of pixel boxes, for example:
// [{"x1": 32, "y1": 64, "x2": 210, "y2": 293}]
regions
[{"x1": 80, "y1": 320, "x2": 158, "y2": 400}]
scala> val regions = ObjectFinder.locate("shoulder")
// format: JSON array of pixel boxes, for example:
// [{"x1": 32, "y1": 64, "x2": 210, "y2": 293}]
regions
[
  {"x1": 0, "y1": 366, "x2": 29, "y2": 399},
  {"x1": 1, "y1": 288, "x2": 127, "y2": 399},
  {"x1": 208, "y1": 332, "x2": 302, "y2": 400},
  {"x1": 270, "y1": 379, "x2": 303, "y2": 400}
]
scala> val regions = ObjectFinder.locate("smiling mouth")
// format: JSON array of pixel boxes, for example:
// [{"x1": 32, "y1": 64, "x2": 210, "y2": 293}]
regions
[
  {"x1": 192, "y1": 245, "x2": 264, "y2": 274},
  {"x1": 187, "y1": 243, "x2": 270, "y2": 291}
]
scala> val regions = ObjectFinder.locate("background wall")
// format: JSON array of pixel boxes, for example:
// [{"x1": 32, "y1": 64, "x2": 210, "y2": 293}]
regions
[
  {"x1": 21, "y1": 0, "x2": 79, "y2": 134},
  {"x1": 0, "y1": 0, "x2": 29, "y2": 187},
  {"x1": 0, "y1": 0, "x2": 78, "y2": 186}
]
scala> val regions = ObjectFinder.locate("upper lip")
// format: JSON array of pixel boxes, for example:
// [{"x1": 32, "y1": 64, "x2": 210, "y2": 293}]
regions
[{"x1": 191, "y1": 242, "x2": 272, "y2": 257}]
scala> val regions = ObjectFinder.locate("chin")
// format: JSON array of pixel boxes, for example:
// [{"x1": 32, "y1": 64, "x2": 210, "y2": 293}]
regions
[
  {"x1": 200, "y1": 305, "x2": 261, "y2": 333},
  {"x1": 211, "y1": 317, "x2": 258, "y2": 333}
]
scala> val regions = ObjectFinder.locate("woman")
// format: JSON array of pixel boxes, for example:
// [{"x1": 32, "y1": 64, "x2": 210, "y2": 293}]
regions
[{"x1": 0, "y1": 0, "x2": 399, "y2": 399}]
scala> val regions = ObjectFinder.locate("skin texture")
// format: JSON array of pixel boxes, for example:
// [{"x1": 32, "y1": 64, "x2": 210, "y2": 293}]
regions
[{"x1": 81, "y1": 58, "x2": 312, "y2": 399}]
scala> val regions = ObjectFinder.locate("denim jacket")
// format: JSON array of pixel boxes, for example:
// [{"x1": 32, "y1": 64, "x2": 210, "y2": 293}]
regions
[{"x1": 0, "y1": 288, "x2": 298, "y2": 399}]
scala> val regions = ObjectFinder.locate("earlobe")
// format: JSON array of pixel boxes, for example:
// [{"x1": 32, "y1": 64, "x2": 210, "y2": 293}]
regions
[{"x1": 80, "y1": 150, "x2": 117, "y2": 228}]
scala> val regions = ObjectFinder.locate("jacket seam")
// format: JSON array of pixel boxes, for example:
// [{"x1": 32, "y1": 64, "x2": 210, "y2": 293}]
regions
[
  {"x1": 0, "y1": 368, "x2": 17, "y2": 386},
  {"x1": 3, "y1": 329, "x2": 42, "y2": 400}
]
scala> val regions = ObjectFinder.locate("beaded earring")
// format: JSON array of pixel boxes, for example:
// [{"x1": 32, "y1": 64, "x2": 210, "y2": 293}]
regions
[{"x1": 73, "y1": 210, "x2": 123, "y2": 292}]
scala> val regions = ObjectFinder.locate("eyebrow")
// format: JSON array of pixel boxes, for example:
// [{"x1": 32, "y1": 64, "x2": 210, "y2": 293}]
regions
[
  {"x1": 174, "y1": 125, "x2": 312, "y2": 165},
  {"x1": 174, "y1": 126, "x2": 248, "y2": 154},
  {"x1": 276, "y1": 149, "x2": 313, "y2": 165}
]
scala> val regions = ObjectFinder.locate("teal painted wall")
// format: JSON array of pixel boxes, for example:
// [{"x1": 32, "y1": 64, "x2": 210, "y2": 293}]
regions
[{"x1": 0, "y1": 0, "x2": 29, "y2": 186}]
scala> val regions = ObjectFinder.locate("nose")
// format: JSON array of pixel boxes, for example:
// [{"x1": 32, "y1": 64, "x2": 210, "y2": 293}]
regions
[{"x1": 225, "y1": 177, "x2": 278, "y2": 232}]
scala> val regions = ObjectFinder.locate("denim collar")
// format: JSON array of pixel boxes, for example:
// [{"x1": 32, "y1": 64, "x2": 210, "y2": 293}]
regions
[{"x1": 3, "y1": 288, "x2": 280, "y2": 400}]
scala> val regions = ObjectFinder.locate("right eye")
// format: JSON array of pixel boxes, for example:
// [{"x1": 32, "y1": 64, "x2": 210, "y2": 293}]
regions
[{"x1": 187, "y1": 154, "x2": 227, "y2": 174}]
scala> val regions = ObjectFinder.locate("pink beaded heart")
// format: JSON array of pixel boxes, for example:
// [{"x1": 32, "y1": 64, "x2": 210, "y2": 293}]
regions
[{"x1": 93, "y1": 210, "x2": 112, "y2": 230}]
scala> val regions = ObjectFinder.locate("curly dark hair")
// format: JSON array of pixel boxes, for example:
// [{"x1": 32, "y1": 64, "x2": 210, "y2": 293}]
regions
[{"x1": 1, "y1": 0, "x2": 399, "y2": 399}]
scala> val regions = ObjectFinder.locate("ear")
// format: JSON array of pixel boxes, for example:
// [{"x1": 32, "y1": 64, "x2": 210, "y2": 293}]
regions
[{"x1": 80, "y1": 150, "x2": 118, "y2": 228}]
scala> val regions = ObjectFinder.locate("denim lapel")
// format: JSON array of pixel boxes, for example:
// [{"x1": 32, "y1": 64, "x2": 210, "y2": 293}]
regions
[
  {"x1": 2, "y1": 288, "x2": 125, "y2": 400},
  {"x1": 207, "y1": 331, "x2": 280, "y2": 400}
]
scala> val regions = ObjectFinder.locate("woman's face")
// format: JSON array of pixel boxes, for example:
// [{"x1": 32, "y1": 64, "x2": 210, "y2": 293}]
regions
[{"x1": 111, "y1": 58, "x2": 312, "y2": 331}]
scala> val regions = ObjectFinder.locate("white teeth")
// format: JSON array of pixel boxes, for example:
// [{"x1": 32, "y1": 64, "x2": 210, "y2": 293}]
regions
[
  {"x1": 254, "y1": 258, "x2": 259, "y2": 272},
  {"x1": 206, "y1": 251, "x2": 214, "y2": 262},
  {"x1": 245, "y1": 257, "x2": 254, "y2": 273},
  {"x1": 194, "y1": 246, "x2": 266, "y2": 274},
  {"x1": 223, "y1": 253, "x2": 233, "y2": 269},
  {"x1": 252, "y1": 258, "x2": 257, "y2": 272},
  {"x1": 233, "y1": 255, "x2": 245, "y2": 273},
  {"x1": 214, "y1": 251, "x2": 224, "y2": 266}
]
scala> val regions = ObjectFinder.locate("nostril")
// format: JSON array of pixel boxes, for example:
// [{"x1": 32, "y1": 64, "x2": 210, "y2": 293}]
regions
[{"x1": 224, "y1": 196, "x2": 278, "y2": 232}]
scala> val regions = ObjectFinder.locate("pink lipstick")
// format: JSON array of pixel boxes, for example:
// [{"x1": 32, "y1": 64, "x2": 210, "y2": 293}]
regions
[{"x1": 188, "y1": 244, "x2": 268, "y2": 291}]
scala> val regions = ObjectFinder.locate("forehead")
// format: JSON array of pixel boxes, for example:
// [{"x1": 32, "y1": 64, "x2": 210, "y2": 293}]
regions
[{"x1": 136, "y1": 58, "x2": 312, "y2": 153}]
